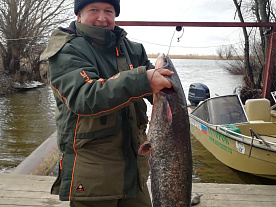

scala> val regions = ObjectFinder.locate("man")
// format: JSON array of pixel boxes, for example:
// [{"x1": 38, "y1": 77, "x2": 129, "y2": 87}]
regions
[{"x1": 40, "y1": 0, "x2": 173, "y2": 206}]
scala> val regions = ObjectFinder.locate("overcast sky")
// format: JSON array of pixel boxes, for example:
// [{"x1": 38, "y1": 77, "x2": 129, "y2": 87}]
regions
[{"x1": 115, "y1": 0, "x2": 242, "y2": 55}]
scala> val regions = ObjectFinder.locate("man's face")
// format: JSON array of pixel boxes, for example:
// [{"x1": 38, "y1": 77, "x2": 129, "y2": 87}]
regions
[{"x1": 77, "y1": 2, "x2": 116, "y2": 30}]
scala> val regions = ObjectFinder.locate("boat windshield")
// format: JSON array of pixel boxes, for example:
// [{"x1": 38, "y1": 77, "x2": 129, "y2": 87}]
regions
[{"x1": 191, "y1": 95, "x2": 248, "y2": 125}]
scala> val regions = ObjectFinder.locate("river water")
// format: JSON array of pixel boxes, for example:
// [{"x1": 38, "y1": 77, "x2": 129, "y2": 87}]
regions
[
  {"x1": 0, "y1": 86, "x2": 56, "y2": 172},
  {"x1": 0, "y1": 59, "x2": 274, "y2": 184}
]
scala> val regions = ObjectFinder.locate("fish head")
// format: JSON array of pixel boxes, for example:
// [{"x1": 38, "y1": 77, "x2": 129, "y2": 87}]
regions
[
  {"x1": 155, "y1": 53, "x2": 175, "y2": 71},
  {"x1": 155, "y1": 53, "x2": 168, "y2": 69},
  {"x1": 155, "y1": 53, "x2": 186, "y2": 104},
  {"x1": 155, "y1": 53, "x2": 177, "y2": 85}
]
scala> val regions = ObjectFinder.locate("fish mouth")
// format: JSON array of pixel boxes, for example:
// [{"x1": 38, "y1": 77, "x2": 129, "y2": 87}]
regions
[
  {"x1": 155, "y1": 53, "x2": 169, "y2": 69},
  {"x1": 161, "y1": 87, "x2": 175, "y2": 93}
]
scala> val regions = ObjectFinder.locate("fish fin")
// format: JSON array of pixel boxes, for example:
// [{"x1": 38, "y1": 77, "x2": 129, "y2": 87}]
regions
[
  {"x1": 191, "y1": 193, "x2": 203, "y2": 206},
  {"x1": 162, "y1": 102, "x2": 172, "y2": 124},
  {"x1": 138, "y1": 141, "x2": 152, "y2": 155}
]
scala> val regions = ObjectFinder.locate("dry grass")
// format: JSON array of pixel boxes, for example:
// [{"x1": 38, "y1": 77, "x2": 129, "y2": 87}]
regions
[{"x1": 147, "y1": 54, "x2": 243, "y2": 60}]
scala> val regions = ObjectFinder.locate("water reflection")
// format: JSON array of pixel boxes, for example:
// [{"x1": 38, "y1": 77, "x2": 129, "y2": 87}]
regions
[
  {"x1": 191, "y1": 134, "x2": 276, "y2": 185},
  {"x1": 0, "y1": 86, "x2": 56, "y2": 172}
]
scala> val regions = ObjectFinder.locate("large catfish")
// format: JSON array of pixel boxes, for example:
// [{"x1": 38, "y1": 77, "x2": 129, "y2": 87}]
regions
[{"x1": 139, "y1": 53, "x2": 193, "y2": 206}]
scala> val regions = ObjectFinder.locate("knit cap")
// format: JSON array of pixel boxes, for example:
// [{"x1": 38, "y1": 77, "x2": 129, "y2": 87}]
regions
[{"x1": 74, "y1": 0, "x2": 120, "y2": 17}]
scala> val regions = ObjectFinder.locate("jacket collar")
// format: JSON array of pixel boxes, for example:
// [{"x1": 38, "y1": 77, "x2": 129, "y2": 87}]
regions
[
  {"x1": 75, "y1": 21, "x2": 127, "y2": 50},
  {"x1": 40, "y1": 21, "x2": 127, "y2": 61}
]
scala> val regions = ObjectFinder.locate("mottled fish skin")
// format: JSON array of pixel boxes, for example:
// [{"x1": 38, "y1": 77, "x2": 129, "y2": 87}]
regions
[{"x1": 145, "y1": 54, "x2": 192, "y2": 207}]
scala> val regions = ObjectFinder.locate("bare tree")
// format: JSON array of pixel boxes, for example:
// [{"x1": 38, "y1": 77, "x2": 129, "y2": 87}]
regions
[
  {"x1": 224, "y1": 45, "x2": 235, "y2": 59},
  {"x1": 216, "y1": 45, "x2": 235, "y2": 59},
  {"x1": 232, "y1": 0, "x2": 275, "y2": 89},
  {"x1": 216, "y1": 47, "x2": 224, "y2": 59},
  {"x1": 0, "y1": 0, "x2": 73, "y2": 82},
  {"x1": 233, "y1": 0, "x2": 255, "y2": 88}
]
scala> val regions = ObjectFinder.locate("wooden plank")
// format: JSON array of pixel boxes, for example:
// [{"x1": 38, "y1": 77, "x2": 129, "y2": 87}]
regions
[
  {"x1": 193, "y1": 199, "x2": 276, "y2": 207},
  {"x1": 192, "y1": 183, "x2": 276, "y2": 196},
  {"x1": 0, "y1": 173, "x2": 67, "y2": 207},
  {"x1": 192, "y1": 183, "x2": 276, "y2": 207},
  {"x1": 0, "y1": 198, "x2": 68, "y2": 207},
  {"x1": 1, "y1": 173, "x2": 276, "y2": 207},
  {"x1": 0, "y1": 174, "x2": 55, "y2": 192}
]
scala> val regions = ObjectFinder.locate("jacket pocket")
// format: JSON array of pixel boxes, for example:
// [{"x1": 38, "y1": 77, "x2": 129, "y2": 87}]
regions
[
  {"x1": 71, "y1": 131, "x2": 125, "y2": 199},
  {"x1": 76, "y1": 111, "x2": 121, "y2": 139},
  {"x1": 74, "y1": 135, "x2": 112, "y2": 150}
]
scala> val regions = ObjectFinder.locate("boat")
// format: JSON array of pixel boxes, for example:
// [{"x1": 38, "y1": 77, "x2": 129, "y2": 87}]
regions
[
  {"x1": 12, "y1": 81, "x2": 45, "y2": 90},
  {"x1": 188, "y1": 83, "x2": 276, "y2": 180}
]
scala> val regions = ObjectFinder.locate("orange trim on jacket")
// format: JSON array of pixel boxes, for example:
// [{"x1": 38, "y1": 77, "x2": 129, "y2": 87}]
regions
[
  {"x1": 115, "y1": 47, "x2": 119, "y2": 56},
  {"x1": 80, "y1": 71, "x2": 93, "y2": 83},
  {"x1": 51, "y1": 84, "x2": 152, "y2": 117},
  {"x1": 69, "y1": 115, "x2": 80, "y2": 201}
]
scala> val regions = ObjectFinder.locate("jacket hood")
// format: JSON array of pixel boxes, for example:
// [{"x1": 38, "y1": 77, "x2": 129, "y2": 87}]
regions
[
  {"x1": 40, "y1": 21, "x2": 127, "y2": 61},
  {"x1": 40, "y1": 22, "x2": 77, "y2": 61},
  {"x1": 59, "y1": 21, "x2": 78, "y2": 35}
]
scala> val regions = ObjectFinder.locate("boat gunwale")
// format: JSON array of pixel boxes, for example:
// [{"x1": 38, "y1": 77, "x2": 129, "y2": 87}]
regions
[{"x1": 189, "y1": 113, "x2": 276, "y2": 152}]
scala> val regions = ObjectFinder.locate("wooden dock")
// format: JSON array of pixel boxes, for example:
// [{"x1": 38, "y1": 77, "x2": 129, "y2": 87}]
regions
[{"x1": 0, "y1": 173, "x2": 276, "y2": 207}]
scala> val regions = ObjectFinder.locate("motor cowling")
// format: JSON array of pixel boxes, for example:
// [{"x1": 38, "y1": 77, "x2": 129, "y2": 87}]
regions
[{"x1": 188, "y1": 83, "x2": 210, "y2": 106}]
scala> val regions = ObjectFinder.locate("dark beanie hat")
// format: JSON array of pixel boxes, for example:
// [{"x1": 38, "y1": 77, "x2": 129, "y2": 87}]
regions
[{"x1": 74, "y1": 0, "x2": 120, "y2": 17}]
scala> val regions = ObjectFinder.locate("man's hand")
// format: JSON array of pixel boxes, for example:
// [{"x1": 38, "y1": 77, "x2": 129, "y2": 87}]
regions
[{"x1": 146, "y1": 69, "x2": 174, "y2": 94}]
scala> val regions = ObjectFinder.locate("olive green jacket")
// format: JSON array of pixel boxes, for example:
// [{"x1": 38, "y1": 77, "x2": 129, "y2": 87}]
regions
[{"x1": 41, "y1": 21, "x2": 154, "y2": 201}]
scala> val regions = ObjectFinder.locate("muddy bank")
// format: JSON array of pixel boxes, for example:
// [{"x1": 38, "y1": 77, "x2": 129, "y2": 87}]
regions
[
  {"x1": 0, "y1": 71, "x2": 18, "y2": 95},
  {"x1": 0, "y1": 69, "x2": 47, "y2": 95}
]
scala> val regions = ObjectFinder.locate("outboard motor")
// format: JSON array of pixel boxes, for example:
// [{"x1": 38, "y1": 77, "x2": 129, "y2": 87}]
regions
[{"x1": 188, "y1": 83, "x2": 210, "y2": 106}]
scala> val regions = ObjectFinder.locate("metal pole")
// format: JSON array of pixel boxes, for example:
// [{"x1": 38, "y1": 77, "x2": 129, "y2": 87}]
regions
[
  {"x1": 262, "y1": 28, "x2": 276, "y2": 99},
  {"x1": 115, "y1": 21, "x2": 276, "y2": 28}
]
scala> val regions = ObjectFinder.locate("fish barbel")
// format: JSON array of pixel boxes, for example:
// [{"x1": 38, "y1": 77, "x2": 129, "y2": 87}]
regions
[{"x1": 139, "y1": 53, "x2": 193, "y2": 207}]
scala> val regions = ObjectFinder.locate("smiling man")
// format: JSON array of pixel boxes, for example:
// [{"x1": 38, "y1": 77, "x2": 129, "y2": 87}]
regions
[
  {"x1": 76, "y1": 2, "x2": 117, "y2": 29},
  {"x1": 40, "y1": 0, "x2": 173, "y2": 207}
]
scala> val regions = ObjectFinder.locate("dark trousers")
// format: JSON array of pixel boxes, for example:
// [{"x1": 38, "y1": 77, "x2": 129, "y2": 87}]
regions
[{"x1": 70, "y1": 186, "x2": 152, "y2": 207}]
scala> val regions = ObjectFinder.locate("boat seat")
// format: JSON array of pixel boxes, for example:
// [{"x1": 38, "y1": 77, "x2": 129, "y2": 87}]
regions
[{"x1": 244, "y1": 98, "x2": 271, "y2": 122}]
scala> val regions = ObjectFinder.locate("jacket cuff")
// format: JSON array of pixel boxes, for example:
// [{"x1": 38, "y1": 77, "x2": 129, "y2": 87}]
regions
[{"x1": 134, "y1": 66, "x2": 152, "y2": 94}]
